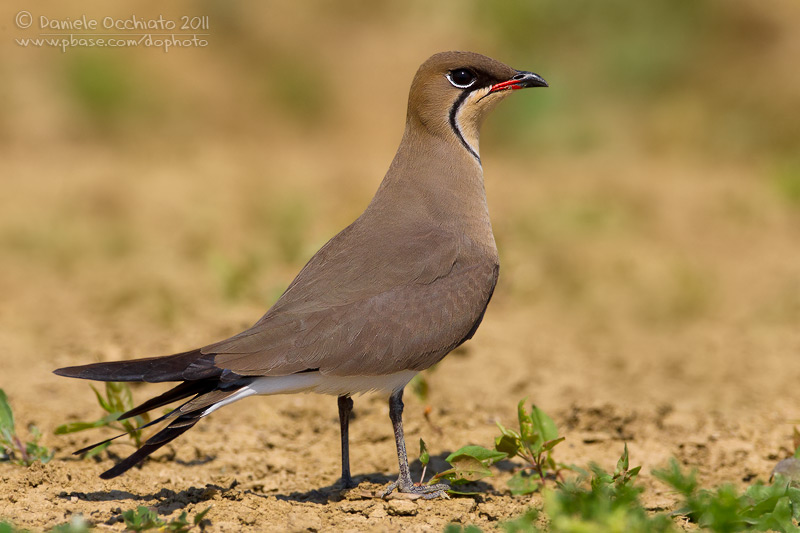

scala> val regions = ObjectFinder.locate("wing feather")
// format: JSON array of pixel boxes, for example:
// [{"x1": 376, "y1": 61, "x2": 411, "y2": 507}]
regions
[{"x1": 197, "y1": 220, "x2": 498, "y2": 377}]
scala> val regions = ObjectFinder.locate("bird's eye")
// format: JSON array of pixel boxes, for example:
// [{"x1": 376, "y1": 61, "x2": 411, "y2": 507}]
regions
[{"x1": 446, "y1": 68, "x2": 477, "y2": 89}]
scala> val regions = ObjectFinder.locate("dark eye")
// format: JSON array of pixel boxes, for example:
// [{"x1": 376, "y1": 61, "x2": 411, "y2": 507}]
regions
[{"x1": 447, "y1": 68, "x2": 477, "y2": 89}]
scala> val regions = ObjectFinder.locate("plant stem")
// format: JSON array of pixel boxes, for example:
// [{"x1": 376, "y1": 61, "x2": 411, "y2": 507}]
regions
[
  {"x1": 13, "y1": 435, "x2": 29, "y2": 465},
  {"x1": 534, "y1": 453, "x2": 546, "y2": 484},
  {"x1": 428, "y1": 468, "x2": 454, "y2": 485}
]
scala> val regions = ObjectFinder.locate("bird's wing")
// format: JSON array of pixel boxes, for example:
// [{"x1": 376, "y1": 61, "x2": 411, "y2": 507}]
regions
[{"x1": 196, "y1": 223, "x2": 498, "y2": 377}]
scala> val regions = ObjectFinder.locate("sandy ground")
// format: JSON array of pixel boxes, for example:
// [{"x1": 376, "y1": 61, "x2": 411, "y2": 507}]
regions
[
  {"x1": 2, "y1": 139, "x2": 800, "y2": 532},
  {"x1": 2, "y1": 2, "x2": 800, "y2": 527}
]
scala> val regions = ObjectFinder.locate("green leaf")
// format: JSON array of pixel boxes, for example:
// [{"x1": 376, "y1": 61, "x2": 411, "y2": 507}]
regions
[
  {"x1": 446, "y1": 445, "x2": 507, "y2": 466},
  {"x1": 495, "y1": 434, "x2": 521, "y2": 456},
  {"x1": 530, "y1": 405, "x2": 559, "y2": 444},
  {"x1": 83, "y1": 441, "x2": 111, "y2": 459},
  {"x1": 446, "y1": 455, "x2": 492, "y2": 484},
  {"x1": 49, "y1": 515, "x2": 91, "y2": 533},
  {"x1": 0, "y1": 522, "x2": 24, "y2": 533},
  {"x1": 517, "y1": 400, "x2": 538, "y2": 449},
  {"x1": 766, "y1": 495, "x2": 794, "y2": 530},
  {"x1": 0, "y1": 390, "x2": 15, "y2": 433},
  {"x1": 496, "y1": 421, "x2": 521, "y2": 440},
  {"x1": 793, "y1": 427, "x2": 800, "y2": 459},
  {"x1": 616, "y1": 443, "x2": 631, "y2": 476},
  {"x1": 118, "y1": 382, "x2": 135, "y2": 411},
  {"x1": 90, "y1": 385, "x2": 111, "y2": 413},
  {"x1": 653, "y1": 458, "x2": 698, "y2": 496},
  {"x1": 54, "y1": 419, "x2": 109, "y2": 435},
  {"x1": 106, "y1": 382, "x2": 133, "y2": 413},
  {"x1": 25, "y1": 442, "x2": 53, "y2": 464},
  {"x1": 541, "y1": 437, "x2": 565, "y2": 453},
  {"x1": 500, "y1": 509, "x2": 539, "y2": 532},
  {"x1": 163, "y1": 511, "x2": 189, "y2": 532},
  {"x1": 122, "y1": 506, "x2": 162, "y2": 531},
  {"x1": 444, "y1": 525, "x2": 483, "y2": 533},
  {"x1": 28, "y1": 425, "x2": 41, "y2": 441},
  {"x1": 1, "y1": 427, "x2": 15, "y2": 450},
  {"x1": 508, "y1": 470, "x2": 541, "y2": 495},
  {"x1": 786, "y1": 486, "x2": 800, "y2": 521},
  {"x1": 419, "y1": 439, "x2": 430, "y2": 466},
  {"x1": 446, "y1": 488, "x2": 483, "y2": 496}
]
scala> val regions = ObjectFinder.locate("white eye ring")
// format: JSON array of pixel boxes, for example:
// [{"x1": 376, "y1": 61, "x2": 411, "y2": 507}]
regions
[{"x1": 446, "y1": 70, "x2": 477, "y2": 89}]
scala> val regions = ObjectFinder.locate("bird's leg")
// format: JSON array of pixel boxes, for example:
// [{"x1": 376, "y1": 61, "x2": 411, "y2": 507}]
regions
[
  {"x1": 337, "y1": 395, "x2": 357, "y2": 489},
  {"x1": 380, "y1": 389, "x2": 449, "y2": 499}
]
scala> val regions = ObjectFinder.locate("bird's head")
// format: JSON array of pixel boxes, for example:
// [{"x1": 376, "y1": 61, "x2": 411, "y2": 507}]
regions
[{"x1": 407, "y1": 51, "x2": 547, "y2": 162}]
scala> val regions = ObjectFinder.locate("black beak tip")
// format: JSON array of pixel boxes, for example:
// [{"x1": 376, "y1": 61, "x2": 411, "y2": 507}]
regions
[{"x1": 513, "y1": 71, "x2": 548, "y2": 88}]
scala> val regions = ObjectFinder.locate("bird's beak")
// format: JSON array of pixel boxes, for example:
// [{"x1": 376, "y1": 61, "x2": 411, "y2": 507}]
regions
[{"x1": 489, "y1": 71, "x2": 548, "y2": 94}]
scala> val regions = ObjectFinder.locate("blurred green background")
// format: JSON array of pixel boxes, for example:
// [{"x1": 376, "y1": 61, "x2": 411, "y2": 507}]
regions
[{"x1": 2, "y1": 0, "x2": 800, "y2": 410}]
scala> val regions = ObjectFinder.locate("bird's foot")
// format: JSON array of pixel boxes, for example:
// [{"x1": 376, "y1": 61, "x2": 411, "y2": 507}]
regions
[{"x1": 380, "y1": 478, "x2": 450, "y2": 500}]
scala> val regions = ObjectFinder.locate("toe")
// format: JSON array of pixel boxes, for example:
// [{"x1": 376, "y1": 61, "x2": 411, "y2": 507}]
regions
[
  {"x1": 380, "y1": 478, "x2": 450, "y2": 499},
  {"x1": 379, "y1": 480, "x2": 399, "y2": 498},
  {"x1": 421, "y1": 489, "x2": 450, "y2": 500}
]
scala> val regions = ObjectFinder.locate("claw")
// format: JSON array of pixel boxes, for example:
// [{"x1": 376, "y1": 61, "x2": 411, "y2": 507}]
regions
[{"x1": 379, "y1": 480, "x2": 399, "y2": 498}]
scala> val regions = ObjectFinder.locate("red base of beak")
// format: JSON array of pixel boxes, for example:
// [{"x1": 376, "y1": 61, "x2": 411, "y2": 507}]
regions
[{"x1": 489, "y1": 79, "x2": 526, "y2": 93}]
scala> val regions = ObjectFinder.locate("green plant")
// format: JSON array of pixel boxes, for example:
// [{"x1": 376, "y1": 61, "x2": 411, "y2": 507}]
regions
[
  {"x1": 443, "y1": 446, "x2": 675, "y2": 532},
  {"x1": 443, "y1": 525, "x2": 483, "y2": 533},
  {"x1": 122, "y1": 506, "x2": 210, "y2": 532},
  {"x1": 49, "y1": 516, "x2": 91, "y2": 533},
  {"x1": 499, "y1": 509, "x2": 539, "y2": 533},
  {"x1": 536, "y1": 445, "x2": 674, "y2": 532},
  {"x1": 437, "y1": 446, "x2": 506, "y2": 488},
  {"x1": 418, "y1": 440, "x2": 506, "y2": 492},
  {"x1": 421, "y1": 402, "x2": 570, "y2": 495},
  {"x1": 494, "y1": 400, "x2": 570, "y2": 494},
  {"x1": 496, "y1": 446, "x2": 674, "y2": 532},
  {"x1": 655, "y1": 459, "x2": 800, "y2": 532},
  {"x1": 418, "y1": 438, "x2": 431, "y2": 483},
  {"x1": 55, "y1": 382, "x2": 149, "y2": 457},
  {"x1": 0, "y1": 516, "x2": 88, "y2": 533},
  {"x1": 0, "y1": 389, "x2": 53, "y2": 466},
  {"x1": 0, "y1": 521, "x2": 24, "y2": 533}
]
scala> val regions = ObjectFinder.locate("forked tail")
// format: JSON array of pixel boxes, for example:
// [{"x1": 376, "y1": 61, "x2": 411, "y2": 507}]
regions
[{"x1": 54, "y1": 351, "x2": 253, "y2": 478}]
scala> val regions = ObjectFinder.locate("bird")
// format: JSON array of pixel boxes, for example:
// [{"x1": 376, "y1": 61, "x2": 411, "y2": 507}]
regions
[{"x1": 54, "y1": 51, "x2": 547, "y2": 499}]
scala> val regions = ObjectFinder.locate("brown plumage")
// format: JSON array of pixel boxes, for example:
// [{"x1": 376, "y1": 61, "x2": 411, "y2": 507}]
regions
[{"x1": 55, "y1": 51, "x2": 547, "y2": 496}]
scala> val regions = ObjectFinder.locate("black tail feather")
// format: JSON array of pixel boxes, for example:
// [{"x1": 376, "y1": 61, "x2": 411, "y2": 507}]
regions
[
  {"x1": 73, "y1": 432, "x2": 129, "y2": 456},
  {"x1": 119, "y1": 380, "x2": 218, "y2": 420},
  {"x1": 99, "y1": 415, "x2": 201, "y2": 479},
  {"x1": 79, "y1": 379, "x2": 253, "y2": 478},
  {"x1": 73, "y1": 404, "x2": 184, "y2": 456},
  {"x1": 53, "y1": 349, "x2": 220, "y2": 383},
  {"x1": 55, "y1": 350, "x2": 255, "y2": 478}
]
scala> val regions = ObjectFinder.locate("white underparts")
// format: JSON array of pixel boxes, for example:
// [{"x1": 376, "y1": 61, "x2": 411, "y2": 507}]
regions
[{"x1": 200, "y1": 370, "x2": 419, "y2": 416}]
